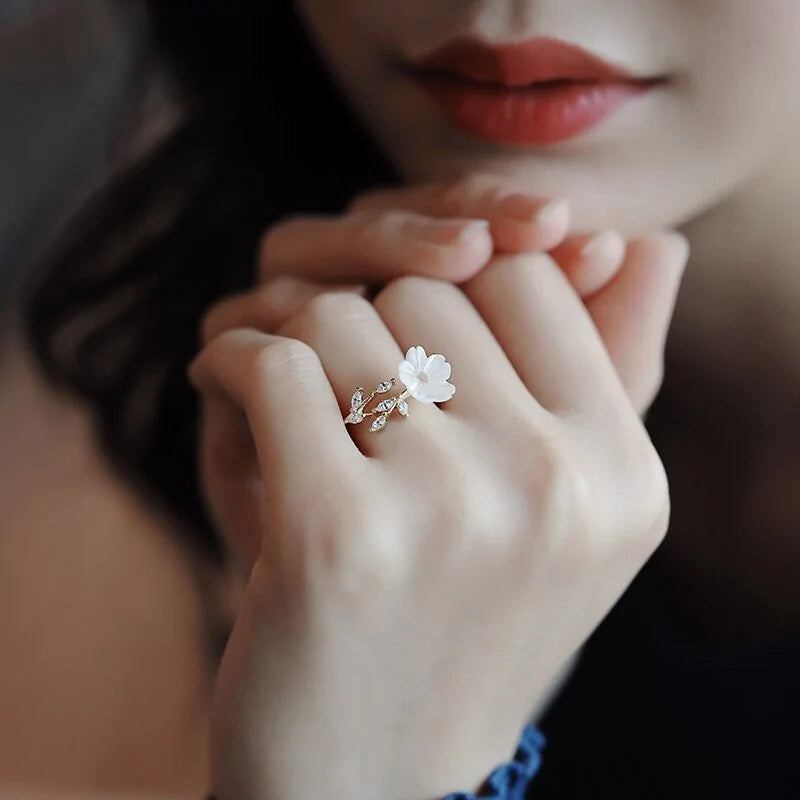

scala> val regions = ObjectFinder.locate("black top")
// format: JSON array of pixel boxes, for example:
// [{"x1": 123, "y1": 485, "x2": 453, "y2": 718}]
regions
[{"x1": 535, "y1": 556, "x2": 800, "y2": 799}]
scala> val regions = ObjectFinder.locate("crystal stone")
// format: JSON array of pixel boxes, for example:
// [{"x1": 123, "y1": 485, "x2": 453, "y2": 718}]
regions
[
  {"x1": 396, "y1": 399, "x2": 409, "y2": 417},
  {"x1": 350, "y1": 389, "x2": 364, "y2": 410},
  {"x1": 376, "y1": 380, "x2": 393, "y2": 394},
  {"x1": 376, "y1": 398, "x2": 396, "y2": 412},
  {"x1": 345, "y1": 410, "x2": 364, "y2": 424},
  {"x1": 370, "y1": 414, "x2": 388, "y2": 432}
]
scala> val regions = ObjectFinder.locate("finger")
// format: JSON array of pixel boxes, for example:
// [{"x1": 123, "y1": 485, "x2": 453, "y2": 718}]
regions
[
  {"x1": 188, "y1": 329, "x2": 359, "y2": 481},
  {"x1": 200, "y1": 278, "x2": 366, "y2": 344},
  {"x1": 278, "y1": 292, "x2": 439, "y2": 454},
  {"x1": 585, "y1": 233, "x2": 690, "y2": 416},
  {"x1": 464, "y1": 253, "x2": 627, "y2": 417},
  {"x1": 549, "y1": 231, "x2": 627, "y2": 297},
  {"x1": 372, "y1": 277, "x2": 530, "y2": 417},
  {"x1": 259, "y1": 209, "x2": 493, "y2": 283},
  {"x1": 350, "y1": 174, "x2": 570, "y2": 253}
]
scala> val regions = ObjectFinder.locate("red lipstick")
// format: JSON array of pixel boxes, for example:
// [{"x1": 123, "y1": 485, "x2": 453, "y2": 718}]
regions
[{"x1": 407, "y1": 37, "x2": 660, "y2": 147}]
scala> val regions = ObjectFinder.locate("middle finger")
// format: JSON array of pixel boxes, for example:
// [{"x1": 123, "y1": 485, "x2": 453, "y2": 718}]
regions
[
  {"x1": 278, "y1": 292, "x2": 441, "y2": 456},
  {"x1": 372, "y1": 277, "x2": 536, "y2": 419},
  {"x1": 464, "y1": 253, "x2": 628, "y2": 418}
]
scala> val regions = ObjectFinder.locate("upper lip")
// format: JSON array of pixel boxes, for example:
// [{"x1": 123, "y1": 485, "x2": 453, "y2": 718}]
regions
[{"x1": 407, "y1": 36, "x2": 653, "y2": 87}]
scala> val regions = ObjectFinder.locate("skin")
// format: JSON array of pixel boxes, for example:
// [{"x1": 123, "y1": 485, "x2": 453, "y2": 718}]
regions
[
  {"x1": 192, "y1": 173, "x2": 688, "y2": 800},
  {"x1": 188, "y1": 1, "x2": 800, "y2": 796},
  {"x1": 296, "y1": 0, "x2": 800, "y2": 233},
  {"x1": 190, "y1": 254, "x2": 684, "y2": 800},
  {"x1": 8, "y1": 1, "x2": 799, "y2": 797},
  {"x1": 201, "y1": 182, "x2": 686, "y2": 576},
  {"x1": 292, "y1": 0, "x2": 800, "y2": 635}
]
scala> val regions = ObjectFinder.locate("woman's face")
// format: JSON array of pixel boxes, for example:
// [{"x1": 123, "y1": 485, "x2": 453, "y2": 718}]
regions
[{"x1": 295, "y1": 0, "x2": 800, "y2": 233}]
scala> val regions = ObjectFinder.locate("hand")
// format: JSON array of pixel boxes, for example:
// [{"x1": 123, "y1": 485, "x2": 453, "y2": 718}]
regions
[
  {"x1": 203, "y1": 172, "x2": 627, "y2": 356},
  {"x1": 208, "y1": 174, "x2": 680, "y2": 416},
  {"x1": 200, "y1": 175, "x2": 688, "y2": 574},
  {"x1": 189, "y1": 232, "x2": 688, "y2": 799}
]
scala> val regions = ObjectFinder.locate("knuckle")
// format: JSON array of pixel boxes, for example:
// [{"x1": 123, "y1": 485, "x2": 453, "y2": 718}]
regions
[
  {"x1": 364, "y1": 209, "x2": 407, "y2": 239},
  {"x1": 317, "y1": 504, "x2": 409, "y2": 605},
  {"x1": 637, "y1": 441, "x2": 672, "y2": 545},
  {"x1": 501, "y1": 419, "x2": 671, "y2": 563},
  {"x1": 374, "y1": 275, "x2": 447, "y2": 313},
  {"x1": 300, "y1": 290, "x2": 375, "y2": 335},
  {"x1": 250, "y1": 337, "x2": 320, "y2": 386},
  {"x1": 537, "y1": 438, "x2": 593, "y2": 544},
  {"x1": 351, "y1": 209, "x2": 419, "y2": 253},
  {"x1": 614, "y1": 429, "x2": 672, "y2": 553},
  {"x1": 507, "y1": 424, "x2": 592, "y2": 551},
  {"x1": 348, "y1": 528, "x2": 408, "y2": 592},
  {"x1": 636, "y1": 359, "x2": 666, "y2": 412}
]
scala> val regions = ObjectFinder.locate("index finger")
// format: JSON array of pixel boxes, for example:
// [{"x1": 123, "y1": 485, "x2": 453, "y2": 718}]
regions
[
  {"x1": 259, "y1": 210, "x2": 493, "y2": 283},
  {"x1": 350, "y1": 174, "x2": 570, "y2": 253},
  {"x1": 188, "y1": 329, "x2": 360, "y2": 484}
]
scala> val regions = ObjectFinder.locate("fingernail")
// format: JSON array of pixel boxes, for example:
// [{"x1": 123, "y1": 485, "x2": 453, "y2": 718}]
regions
[
  {"x1": 580, "y1": 230, "x2": 625, "y2": 262},
  {"x1": 663, "y1": 231, "x2": 690, "y2": 269},
  {"x1": 456, "y1": 219, "x2": 491, "y2": 245},
  {"x1": 417, "y1": 218, "x2": 490, "y2": 246},
  {"x1": 533, "y1": 198, "x2": 569, "y2": 226}
]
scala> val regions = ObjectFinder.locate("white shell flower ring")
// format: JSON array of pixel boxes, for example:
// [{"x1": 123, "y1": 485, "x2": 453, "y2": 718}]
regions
[{"x1": 344, "y1": 346, "x2": 455, "y2": 433}]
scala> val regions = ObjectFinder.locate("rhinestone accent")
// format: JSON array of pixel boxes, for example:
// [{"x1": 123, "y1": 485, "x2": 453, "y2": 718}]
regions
[
  {"x1": 376, "y1": 398, "x2": 396, "y2": 412},
  {"x1": 376, "y1": 380, "x2": 393, "y2": 394},
  {"x1": 396, "y1": 399, "x2": 409, "y2": 417},
  {"x1": 345, "y1": 410, "x2": 364, "y2": 424},
  {"x1": 370, "y1": 414, "x2": 388, "y2": 432},
  {"x1": 350, "y1": 390, "x2": 364, "y2": 410}
]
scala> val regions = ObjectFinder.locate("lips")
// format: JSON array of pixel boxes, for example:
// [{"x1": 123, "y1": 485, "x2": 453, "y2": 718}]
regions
[{"x1": 405, "y1": 37, "x2": 660, "y2": 146}]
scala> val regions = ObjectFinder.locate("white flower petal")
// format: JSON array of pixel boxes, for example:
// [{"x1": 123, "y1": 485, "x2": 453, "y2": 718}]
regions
[
  {"x1": 410, "y1": 345, "x2": 427, "y2": 372},
  {"x1": 424, "y1": 354, "x2": 451, "y2": 383},
  {"x1": 400, "y1": 347, "x2": 453, "y2": 402},
  {"x1": 405, "y1": 380, "x2": 426, "y2": 402},
  {"x1": 411, "y1": 380, "x2": 454, "y2": 404},
  {"x1": 412, "y1": 386, "x2": 435, "y2": 403},
  {"x1": 428, "y1": 381, "x2": 456, "y2": 403},
  {"x1": 398, "y1": 360, "x2": 417, "y2": 389}
]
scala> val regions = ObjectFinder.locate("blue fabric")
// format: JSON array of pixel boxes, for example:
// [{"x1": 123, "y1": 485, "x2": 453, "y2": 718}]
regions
[{"x1": 442, "y1": 723, "x2": 545, "y2": 799}]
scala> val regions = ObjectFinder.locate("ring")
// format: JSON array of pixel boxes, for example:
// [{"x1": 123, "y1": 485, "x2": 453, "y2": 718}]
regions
[{"x1": 344, "y1": 345, "x2": 456, "y2": 432}]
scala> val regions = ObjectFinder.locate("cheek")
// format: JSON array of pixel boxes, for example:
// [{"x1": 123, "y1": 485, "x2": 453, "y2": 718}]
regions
[{"x1": 680, "y1": 2, "x2": 800, "y2": 142}]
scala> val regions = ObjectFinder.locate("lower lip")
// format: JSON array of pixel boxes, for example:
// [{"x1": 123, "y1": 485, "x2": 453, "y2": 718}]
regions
[{"x1": 416, "y1": 79, "x2": 653, "y2": 146}]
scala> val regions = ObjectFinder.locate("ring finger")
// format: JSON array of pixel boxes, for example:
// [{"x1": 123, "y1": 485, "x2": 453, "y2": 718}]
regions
[{"x1": 278, "y1": 292, "x2": 442, "y2": 455}]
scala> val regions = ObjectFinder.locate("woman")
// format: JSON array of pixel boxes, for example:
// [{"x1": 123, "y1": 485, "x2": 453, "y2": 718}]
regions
[{"x1": 21, "y1": 0, "x2": 800, "y2": 798}]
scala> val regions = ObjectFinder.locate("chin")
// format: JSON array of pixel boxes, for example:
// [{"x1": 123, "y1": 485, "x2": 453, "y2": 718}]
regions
[{"x1": 371, "y1": 87, "x2": 740, "y2": 234}]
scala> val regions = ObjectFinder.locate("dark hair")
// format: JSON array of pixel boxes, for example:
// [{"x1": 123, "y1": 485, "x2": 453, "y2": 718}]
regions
[{"x1": 21, "y1": 1, "x2": 397, "y2": 561}]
